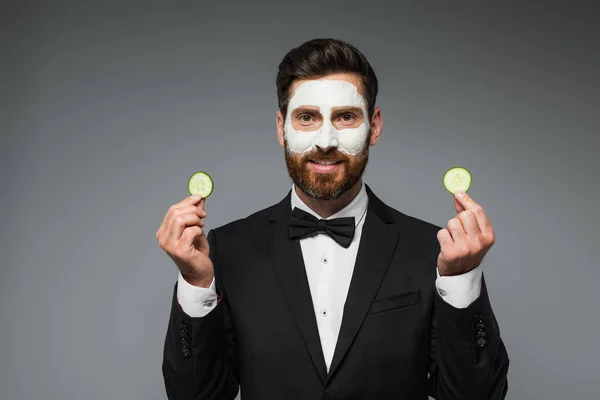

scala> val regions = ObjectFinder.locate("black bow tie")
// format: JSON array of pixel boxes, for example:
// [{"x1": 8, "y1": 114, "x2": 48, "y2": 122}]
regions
[{"x1": 288, "y1": 207, "x2": 356, "y2": 248}]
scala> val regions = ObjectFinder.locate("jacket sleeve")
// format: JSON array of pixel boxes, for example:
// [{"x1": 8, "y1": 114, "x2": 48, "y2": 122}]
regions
[
  {"x1": 428, "y1": 274, "x2": 509, "y2": 399},
  {"x1": 162, "y1": 229, "x2": 239, "y2": 400}
]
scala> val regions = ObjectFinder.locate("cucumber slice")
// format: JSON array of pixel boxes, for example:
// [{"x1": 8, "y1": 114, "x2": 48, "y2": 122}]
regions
[
  {"x1": 188, "y1": 171, "x2": 214, "y2": 198},
  {"x1": 443, "y1": 166, "x2": 471, "y2": 194}
]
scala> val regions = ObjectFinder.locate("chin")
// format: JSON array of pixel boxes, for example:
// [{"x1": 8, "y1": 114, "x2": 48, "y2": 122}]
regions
[
  {"x1": 301, "y1": 173, "x2": 356, "y2": 201},
  {"x1": 284, "y1": 143, "x2": 368, "y2": 201}
]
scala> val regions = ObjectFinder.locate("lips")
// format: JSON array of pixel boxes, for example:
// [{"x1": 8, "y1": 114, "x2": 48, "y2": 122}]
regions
[
  {"x1": 307, "y1": 160, "x2": 344, "y2": 173},
  {"x1": 309, "y1": 159, "x2": 343, "y2": 165}
]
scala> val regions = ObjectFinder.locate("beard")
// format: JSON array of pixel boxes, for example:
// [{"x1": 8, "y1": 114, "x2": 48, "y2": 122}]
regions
[{"x1": 284, "y1": 132, "x2": 370, "y2": 201}]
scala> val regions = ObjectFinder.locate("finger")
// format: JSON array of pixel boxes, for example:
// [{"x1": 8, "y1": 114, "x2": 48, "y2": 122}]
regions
[
  {"x1": 446, "y1": 217, "x2": 467, "y2": 245},
  {"x1": 173, "y1": 195, "x2": 205, "y2": 210},
  {"x1": 198, "y1": 198, "x2": 206, "y2": 212},
  {"x1": 170, "y1": 217, "x2": 206, "y2": 247},
  {"x1": 158, "y1": 196, "x2": 205, "y2": 246},
  {"x1": 437, "y1": 228, "x2": 454, "y2": 248},
  {"x1": 172, "y1": 205, "x2": 207, "y2": 219},
  {"x1": 453, "y1": 191, "x2": 475, "y2": 210},
  {"x1": 164, "y1": 202, "x2": 207, "y2": 241},
  {"x1": 168, "y1": 213, "x2": 202, "y2": 242},
  {"x1": 454, "y1": 191, "x2": 492, "y2": 232},
  {"x1": 157, "y1": 211, "x2": 172, "y2": 243},
  {"x1": 454, "y1": 195, "x2": 466, "y2": 213},
  {"x1": 456, "y1": 210, "x2": 480, "y2": 236},
  {"x1": 179, "y1": 225, "x2": 205, "y2": 248}
]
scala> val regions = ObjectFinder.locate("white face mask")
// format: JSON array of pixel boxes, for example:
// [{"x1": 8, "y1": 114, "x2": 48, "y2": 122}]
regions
[{"x1": 284, "y1": 80, "x2": 370, "y2": 155}]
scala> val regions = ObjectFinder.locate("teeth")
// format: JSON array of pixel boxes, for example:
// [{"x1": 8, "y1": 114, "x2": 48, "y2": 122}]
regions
[{"x1": 314, "y1": 161, "x2": 337, "y2": 165}]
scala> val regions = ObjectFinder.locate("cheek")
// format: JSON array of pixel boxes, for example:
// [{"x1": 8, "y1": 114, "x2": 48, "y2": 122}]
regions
[
  {"x1": 336, "y1": 124, "x2": 369, "y2": 155},
  {"x1": 284, "y1": 123, "x2": 318, "y2": 154}
]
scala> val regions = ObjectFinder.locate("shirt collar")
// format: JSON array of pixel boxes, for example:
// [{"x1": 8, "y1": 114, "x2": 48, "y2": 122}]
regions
[{"x1": 290, "y1": 181, "x2": 368, "y2": 221}]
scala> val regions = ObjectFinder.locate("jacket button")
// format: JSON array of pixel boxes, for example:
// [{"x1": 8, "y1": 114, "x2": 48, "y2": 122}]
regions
[
  {"x1": 181, "y1": 338, "x2": 190, "y2": 347},
  {"x1": 474, "y1": 313, "x2": 483, "y2": 323},
  {"x1": 476, "y1": 331, "x2": 487, "y2": 339},
  {"x1": 476, "y1": 322, "x2": 485, "y2": 331},
  {"x1": 182, "y1": 348, "x2": 191, "y2": 358},
  {"x1": 476, "y1": 338, "x2": 487, "y2": 347}
]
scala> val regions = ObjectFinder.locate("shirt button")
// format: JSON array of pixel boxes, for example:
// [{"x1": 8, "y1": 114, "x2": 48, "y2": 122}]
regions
[{"x1": 321, "y1": 309, "x2": 328, "y2": 317}]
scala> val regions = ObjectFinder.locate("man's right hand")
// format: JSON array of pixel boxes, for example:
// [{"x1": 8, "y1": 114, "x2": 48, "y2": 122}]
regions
[{"x1": 156, "y1": 195, "x2": 214, "y2": 288}]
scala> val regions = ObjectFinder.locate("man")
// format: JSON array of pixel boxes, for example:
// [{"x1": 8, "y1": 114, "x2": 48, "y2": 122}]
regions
[{"x1": 157, "y1": 38, "x2": 509, "y2": 399}]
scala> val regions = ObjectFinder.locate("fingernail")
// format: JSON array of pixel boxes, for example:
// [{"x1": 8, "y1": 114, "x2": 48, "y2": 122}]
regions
[
  {"x1": 191, "y1": 195, "x2": 201, "y2": 200},
  {"x1": 455, "y1": 191, "x2": 464, "y2": 198}
]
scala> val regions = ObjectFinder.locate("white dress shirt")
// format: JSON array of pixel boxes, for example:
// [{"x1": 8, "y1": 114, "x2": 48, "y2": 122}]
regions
[{"x1": 177, "y1": 182, "x2": 483, "y2": 371}]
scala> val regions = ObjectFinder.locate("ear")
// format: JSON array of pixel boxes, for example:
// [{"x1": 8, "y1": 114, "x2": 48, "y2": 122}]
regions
[
  {"x1": 276, "y1": 109, "x2": 285, "y2": 148},
  {"x1": 368, "y1": 106, "x2": 383, "y2": 146}
]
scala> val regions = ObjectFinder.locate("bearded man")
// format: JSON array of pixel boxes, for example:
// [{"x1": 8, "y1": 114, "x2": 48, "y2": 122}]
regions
[{"x1": 157, "y1": 38, "x2": 509, "y2": 400}]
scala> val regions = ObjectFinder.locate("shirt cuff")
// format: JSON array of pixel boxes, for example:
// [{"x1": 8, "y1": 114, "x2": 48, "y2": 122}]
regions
[
  {"x1": 435, "y1": 264, "x2": 483, "y2": 309},
  {"x1": 176, "y1": 272, "x2": 218, "y2": 317}
]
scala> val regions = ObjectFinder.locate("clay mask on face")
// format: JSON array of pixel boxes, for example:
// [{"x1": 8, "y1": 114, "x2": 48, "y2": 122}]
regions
[{"x1": 284, "y1": 80, "x2": 370, "y2": 155}]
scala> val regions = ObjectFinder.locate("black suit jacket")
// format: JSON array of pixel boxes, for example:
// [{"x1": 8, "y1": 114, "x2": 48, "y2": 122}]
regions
[{"x1": 163, "y1": 184, "x2": 509, "y2": 399}]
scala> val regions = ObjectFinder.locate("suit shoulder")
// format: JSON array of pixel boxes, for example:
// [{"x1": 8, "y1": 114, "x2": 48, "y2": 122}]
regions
[
  {"x1": 209, "y1": 201, "x2": 278, "y2": 239},
  {"x1": 367, "y1": 185, "x2": 442, "y2": 236},
  {"x1": 383, "y1": 203, "x2": 441, "y2": 280},
  {"x1": 386, "y1": 204, "x2": 443, "y2": 236}
]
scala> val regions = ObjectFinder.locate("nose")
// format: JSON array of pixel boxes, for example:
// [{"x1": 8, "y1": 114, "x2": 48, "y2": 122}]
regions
[{"x1": 315, "y1": 121, "x2": 338, "y2": 150}]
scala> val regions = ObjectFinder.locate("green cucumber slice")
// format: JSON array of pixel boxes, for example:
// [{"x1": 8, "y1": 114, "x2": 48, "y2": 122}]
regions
[
  {"x1": 188, "y1": 171, "x2": 214, "y2": 198},
  {"x1": 443, "y1": 166, "x2": 471, "y2": 194}
]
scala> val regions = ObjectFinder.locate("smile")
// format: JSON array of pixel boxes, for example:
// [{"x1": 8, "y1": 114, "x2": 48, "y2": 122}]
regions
[
  {"x1": 311, "y1": 160, "x2": 341, "y2": 165},
  {"x1": 308, "y1": 160, "x2": 343, "y2": 172}
]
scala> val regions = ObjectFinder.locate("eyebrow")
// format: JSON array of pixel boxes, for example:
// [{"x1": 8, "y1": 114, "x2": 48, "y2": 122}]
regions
[
  {"x1": 331, "y1": 106, "x2": 364, "y2": 116},
  {"x1": 291, "y1": 106, "x2": 321, "y2": 117}
]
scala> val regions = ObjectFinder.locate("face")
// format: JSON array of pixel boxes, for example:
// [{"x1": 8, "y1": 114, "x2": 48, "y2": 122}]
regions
[{"x1": 277, "y1": 73, "x2": 382, "y2": 200}]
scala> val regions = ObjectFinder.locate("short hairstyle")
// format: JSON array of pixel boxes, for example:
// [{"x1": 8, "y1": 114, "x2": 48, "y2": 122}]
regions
[{"x1": 276, "y1": 38, "x2": 378, "y2": 121}]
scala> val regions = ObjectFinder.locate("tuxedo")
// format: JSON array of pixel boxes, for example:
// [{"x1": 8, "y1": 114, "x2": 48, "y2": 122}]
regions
[{"x1": 162, "y1": 184, "x2": 509, "y2": 399}]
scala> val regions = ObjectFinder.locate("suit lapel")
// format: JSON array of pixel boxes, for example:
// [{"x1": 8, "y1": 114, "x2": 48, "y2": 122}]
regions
[
  {"x1": 267, "y1": 190, "x2": 328, "y2": 383},
  {"x1": 326, "y1": 184, "x2": 400, "y2": 382}
]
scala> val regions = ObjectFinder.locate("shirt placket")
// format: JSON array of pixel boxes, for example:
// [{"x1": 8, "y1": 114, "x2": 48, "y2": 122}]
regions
[{"x1": 315, "y1": 233, "x2": 335, "y2": 369}]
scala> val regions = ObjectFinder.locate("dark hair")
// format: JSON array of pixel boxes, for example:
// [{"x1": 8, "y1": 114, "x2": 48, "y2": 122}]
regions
[{"x1": 276, "y1": 38, "x2": 378, "y2": 121}]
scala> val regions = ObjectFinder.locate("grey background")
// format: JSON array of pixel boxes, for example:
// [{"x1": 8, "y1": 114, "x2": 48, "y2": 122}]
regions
[{"x1": 1, "y1": 1, "x2": 598, "y2": 399}]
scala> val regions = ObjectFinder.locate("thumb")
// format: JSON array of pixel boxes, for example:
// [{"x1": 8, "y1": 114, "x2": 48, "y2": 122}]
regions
[
  {"x1": 198, "y1": 197, "x2": 206, "y2": 212},
  {"x1": 454, "y1": 194, "x2": 465, "y2": 214}
]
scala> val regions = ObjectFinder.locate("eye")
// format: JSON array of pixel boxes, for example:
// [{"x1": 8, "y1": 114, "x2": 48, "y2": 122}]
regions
[
  {"x1": 298, "y1": 114, "x2": 315, "y2": 124},
  {"x1": 339, "y1": 113, "x2": 356, "y2": 123}
]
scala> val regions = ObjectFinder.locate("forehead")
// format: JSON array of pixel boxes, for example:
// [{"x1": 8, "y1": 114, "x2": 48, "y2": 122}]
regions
[{"x1": 287, "y1": 73, "x2": 367, "y2": 108}]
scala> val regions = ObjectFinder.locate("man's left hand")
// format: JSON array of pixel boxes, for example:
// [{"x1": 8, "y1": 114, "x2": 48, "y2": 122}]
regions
[{"x1": 437, "y1": 191, "x2": 496, "y2": 276}]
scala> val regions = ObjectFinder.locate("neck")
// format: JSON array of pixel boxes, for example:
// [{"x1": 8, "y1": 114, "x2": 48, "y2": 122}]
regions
[{"x1": 295, "y1": 179, "x2": 363, "y2": 219}]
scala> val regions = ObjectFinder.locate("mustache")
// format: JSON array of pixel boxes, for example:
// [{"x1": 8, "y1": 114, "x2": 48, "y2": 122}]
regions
[{"x1": 302, "y1": 150, "x2": 347, "y2": 163}]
